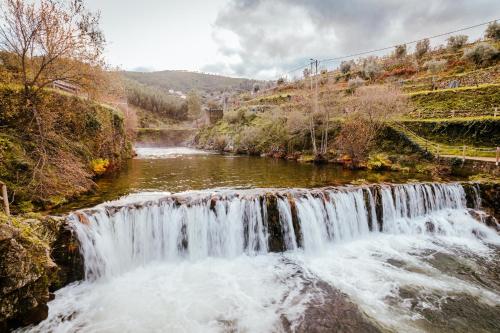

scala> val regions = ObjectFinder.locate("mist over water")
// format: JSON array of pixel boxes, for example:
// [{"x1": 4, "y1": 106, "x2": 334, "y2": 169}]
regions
[{"x1": 20, "y1": 179, "x2": 500, "y2": 332}]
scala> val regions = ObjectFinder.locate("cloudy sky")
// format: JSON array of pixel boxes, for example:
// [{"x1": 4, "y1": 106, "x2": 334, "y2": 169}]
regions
[{"x1": 87, "y1": 0, "x2": 500, "y2": 79}]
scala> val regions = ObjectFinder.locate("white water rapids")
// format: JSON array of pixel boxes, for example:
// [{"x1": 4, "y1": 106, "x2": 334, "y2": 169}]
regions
[{"x1": 21, "y1": 183, "x2": 500, "y2": 332}]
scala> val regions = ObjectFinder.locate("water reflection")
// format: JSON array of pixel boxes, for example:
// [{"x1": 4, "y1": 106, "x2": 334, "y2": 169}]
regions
[{"x1": 60, "y1": 152, "x2": 443, "y2": 212}]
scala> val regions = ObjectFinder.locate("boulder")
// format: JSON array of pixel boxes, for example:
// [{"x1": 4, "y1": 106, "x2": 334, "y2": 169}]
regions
[{"x1": 0, "y1": 215, "x2": 83, "y2": 331}]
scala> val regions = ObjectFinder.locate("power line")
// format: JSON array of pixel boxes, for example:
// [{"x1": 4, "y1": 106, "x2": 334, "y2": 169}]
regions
[{"x1": 277, "y1": 18, "x2": 498, "y2": 79}]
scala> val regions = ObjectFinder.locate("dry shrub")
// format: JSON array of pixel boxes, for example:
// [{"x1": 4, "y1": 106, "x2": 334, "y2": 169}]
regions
[
  {"x1": 362, "y1": 57, "x2": 383, "y2": 81},
  {"x1": 462, "y1": 42, "x2": 499, "y2": 67},
  {"x1": 286, "y1": 110, "x2": 309, "y2": 136},
  {"x1": 394, "y1": 44, "x2": 407, "y2": 58},
  {"x1": 447, "y1": 35, "x2": 468, "y2": 51},
  {"x1": 340, "y1": 60, "x2": 354, "y2": 74},
  {"x1": 335, "y1": 114, "x2": 378, "y2": 162},
  {"x1": 415, "y1": 39, "x2": 430, "y2": 59},
  {"x1": 350, "y1": 85, "x2": 408, "y2": 122},
  {"x1": 238, "y1": 127, "x2": 261, "y2": 154},
  {"x1": 485, "y1": 21, "x2": 500, "y2": 41},
  {"x1": 335, "y1": 85, "x2": 408, "y2": 162},
  {"x1": 424, "y1": 59, "x2": 447, "y2": 74}
]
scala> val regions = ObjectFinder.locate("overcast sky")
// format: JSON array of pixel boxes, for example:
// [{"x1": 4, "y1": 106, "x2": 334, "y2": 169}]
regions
[{"x1": 86, "y1": 0, "x2": 500, "y2": 79}]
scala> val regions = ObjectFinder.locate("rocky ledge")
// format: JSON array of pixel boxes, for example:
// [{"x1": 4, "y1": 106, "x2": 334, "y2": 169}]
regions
[{"x1": 0, "y1": 214, "x2": 82, "y2": 332}]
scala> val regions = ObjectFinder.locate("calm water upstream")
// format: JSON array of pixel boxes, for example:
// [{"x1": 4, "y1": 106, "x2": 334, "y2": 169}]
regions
[
  {"x1": 24, "y1": 148, "x2": 499, "y2": 333},
  {"x1": 64, "y1": 147, "x2": 438, "y2": 211}
]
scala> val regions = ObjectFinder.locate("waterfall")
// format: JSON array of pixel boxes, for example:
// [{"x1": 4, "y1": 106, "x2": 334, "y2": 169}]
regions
[{"x1": 70, "y1": 183, "x2": 494, "y2": 280}]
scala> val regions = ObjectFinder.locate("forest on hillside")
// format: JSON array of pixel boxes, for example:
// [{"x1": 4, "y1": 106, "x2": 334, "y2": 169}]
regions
[{"x1": 123, "y1": 70, "x2": 264, "y2": 95}]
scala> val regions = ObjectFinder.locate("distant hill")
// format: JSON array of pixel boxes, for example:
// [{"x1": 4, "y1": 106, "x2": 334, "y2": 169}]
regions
[{"x1": 122, "y1": 70, "x2": 263, "y2": 95}]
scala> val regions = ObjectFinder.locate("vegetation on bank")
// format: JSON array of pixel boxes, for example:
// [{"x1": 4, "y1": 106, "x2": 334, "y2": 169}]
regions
[
  {"x1": 0, "y1": 0, "x2": 134, "y2": 212},
  {"x1": 0, "y1": 86, "x2": 132, "y2": 212},
  {"x1": 399, "y1": 118, "x2": 500, "y2": 148},
  {"x1": 408, "y1": 84, "x2": 500, "y2": 118}
]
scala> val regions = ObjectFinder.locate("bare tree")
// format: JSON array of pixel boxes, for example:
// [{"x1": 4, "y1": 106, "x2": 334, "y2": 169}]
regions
[
  {"x1": 0, "y1": 0, "x2": 105, "y2": 98},
  {"x1": 335, "y1": 85, "x2": 408, "y2": 163},
  {"x1": 0, "y1": 0, "x2": 105, "y2": 191}
]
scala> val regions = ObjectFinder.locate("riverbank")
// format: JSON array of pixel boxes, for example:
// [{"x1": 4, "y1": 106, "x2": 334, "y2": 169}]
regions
[{"x1": 0, "y1": 86, "x2": 133, "y2": 213}]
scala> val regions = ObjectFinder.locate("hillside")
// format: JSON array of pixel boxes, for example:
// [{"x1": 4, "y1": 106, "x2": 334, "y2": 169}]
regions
[
  {"x1": 196, "y1": 33, "x2": 500, "y2": 167},
  {"x1": 122, "y1": 70, "x2": 263, "y2": 95}
]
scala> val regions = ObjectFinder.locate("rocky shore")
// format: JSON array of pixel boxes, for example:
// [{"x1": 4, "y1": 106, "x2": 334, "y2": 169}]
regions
[{"x1": 0, "y1": 214, "x2": 82, "y2": 332}]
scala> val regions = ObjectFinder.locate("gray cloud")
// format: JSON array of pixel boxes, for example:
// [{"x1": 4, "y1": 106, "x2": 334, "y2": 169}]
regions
[{"x1": 205, "y1": 0, "x2": 500, "y2": 79}]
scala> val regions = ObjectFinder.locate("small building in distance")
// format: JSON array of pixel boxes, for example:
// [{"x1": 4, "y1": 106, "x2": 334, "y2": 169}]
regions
[
  {"x1": 206, "y1": 107, "x2": 223, "y2": 124},
  {"x1": 205, "y1": 99, "x2": 224, "y2": 124}
]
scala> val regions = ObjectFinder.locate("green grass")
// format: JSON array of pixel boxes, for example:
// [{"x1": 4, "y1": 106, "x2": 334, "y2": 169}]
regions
[
  {"x1": 408, "y1": 83, "x2": 500, "y2": 119},
  {"x1": 392, "y1": 123, "x2": 497, "y2": 158}
]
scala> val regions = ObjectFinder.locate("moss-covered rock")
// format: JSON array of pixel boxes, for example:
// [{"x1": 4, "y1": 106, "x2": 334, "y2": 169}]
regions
[
  {"x1": 473, "y1": 181, "x2": 500, "y2": 221},
  {"x1": 0, "y1": 214, "x2": 83, "y2": 331}
]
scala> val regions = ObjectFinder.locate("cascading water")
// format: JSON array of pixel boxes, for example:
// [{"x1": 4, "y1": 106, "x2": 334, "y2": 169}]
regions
[
  {"x1": 22, "y1": 182, "x2": 500, "y2": 333},
  {"x1": 70, "y1": 183, "x2": 497, "y2": 280}
]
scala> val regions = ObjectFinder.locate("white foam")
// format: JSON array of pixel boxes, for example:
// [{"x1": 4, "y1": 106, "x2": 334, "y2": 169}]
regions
[
  {"x1": 134, "y1": 147, "x2": 211, "y2": 159},
  {"x1": 21, "y1": 183, "x2": 500, "y2": 332},
  {"x1": 20, "y1": 255, "x2": 310, "y2": 333}
]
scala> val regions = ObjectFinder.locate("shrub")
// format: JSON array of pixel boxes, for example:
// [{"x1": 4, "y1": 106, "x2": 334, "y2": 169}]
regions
[
  {"x1": 367, "y1": 153, "x2": 392, "y2": 170},
  {"x1": 335, "y1": 86, "x2": 409, "y2": 163},
  {"x1": 423, "y1": 59, "x2": 447, "y2": 74},
  {"x1": 213, "y1": 135, "x2": 229, "y2": 152},
  {"x1": 485, "y1": 21, "x2": 500, "y2": 41},
  {"x1": 447, "y1": 35, "x2": 468, "y2": 51},
  {"x1": 347, "y1": 76, "x2": 364, "y2": 93},
  {"x1": 303, "y1": 68, "x2": 310, "y2": 78},
  {"x1": 340, "y1": 60, "x2": 354, "y2": 74},
  {"x1": 415, "y1": 39, "x2": 430, "y2": 59},
  {"x1": 462, "y1": 42, "x2": 499, "y2": 67},
  {"x1": 394, "y1": 44, "x2": 407, "y2": 58},
  {"x1": 237, "y1": 127, "x2": 261, "y2": 154},
  {"x1": 363, "y1": 58, "x2": 382, "y2": 80},
  {"x1": 252, "y1": 83, "x2": 260, "y2": 93},
  {"x1": 286, "y1": 110, "x2": 309, "y2": 136},
  {"x1": 91, "y1": 158, "x2": 110, "y2": 175},
  {"x1": 224, "y1": 108, "x2": 246, "y2": 124},
  {"x1": 277, "y1": 77, "x2": 285, "y2": 85}
]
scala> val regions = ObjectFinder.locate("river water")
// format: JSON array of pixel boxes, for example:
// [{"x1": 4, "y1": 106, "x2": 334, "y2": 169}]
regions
[
  {"x1": 63, "y1": 147, "x2": 438, "y2": 211},
  {"x1": 21, "y1": 148, "x2": 500, "y2": 333}
]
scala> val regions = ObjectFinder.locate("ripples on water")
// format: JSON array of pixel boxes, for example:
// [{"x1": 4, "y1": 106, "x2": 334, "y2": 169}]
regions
[
  {"x1": 62, "y1": 147, "x2": 440, "y2": 211},
  {"x1": 29, "y1": 148, "x2": 499, "y2": 333}
]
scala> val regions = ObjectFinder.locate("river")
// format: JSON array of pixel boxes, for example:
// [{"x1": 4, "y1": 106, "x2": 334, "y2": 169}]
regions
[{"x1": 20, "y1": 148, "x2": 500, "y2": 333}]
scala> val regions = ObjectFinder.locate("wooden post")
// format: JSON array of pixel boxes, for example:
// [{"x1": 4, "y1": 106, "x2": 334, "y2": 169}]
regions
[
  {"x1": 495, "y1": 107, "x2": 498, "y2": 118},
  {"x1": 0, "y1": 182, "x2": 9, "y2": 216},
  {"x1": 496, "y1": 147, "x2": 499, "y2": 166},
  {"x1": 462, "y1": 145, "x2": 466, "y2": 162}
]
